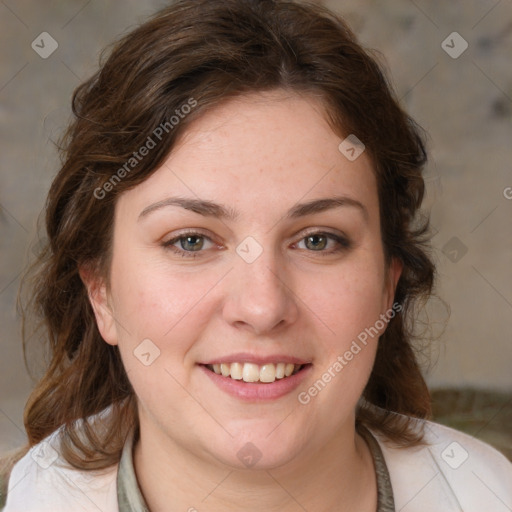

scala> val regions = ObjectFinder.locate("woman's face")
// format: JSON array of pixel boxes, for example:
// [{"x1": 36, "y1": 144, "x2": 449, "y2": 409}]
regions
[{"x1": 89, "y1": 90, "x2": 401, "y2": 470}]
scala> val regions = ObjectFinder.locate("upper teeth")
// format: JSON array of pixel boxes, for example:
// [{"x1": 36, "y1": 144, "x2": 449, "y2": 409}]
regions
[{"x1": 208, "y1": 362, "x2": 301, "y2": 383}]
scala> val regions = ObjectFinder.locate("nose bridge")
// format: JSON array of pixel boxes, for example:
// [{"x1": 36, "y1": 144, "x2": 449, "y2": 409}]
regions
[
  {"x1": 222, "y1": 240, "x2": 298, "y2": 333},
  {"x1": 239, "y1": 248, "x2": 281, "y2": 293}
]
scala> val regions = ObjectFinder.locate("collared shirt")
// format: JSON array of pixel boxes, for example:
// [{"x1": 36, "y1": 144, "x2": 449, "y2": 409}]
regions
[{"x1": 116, "y1": 426, "x2": 395, "y2": 512}]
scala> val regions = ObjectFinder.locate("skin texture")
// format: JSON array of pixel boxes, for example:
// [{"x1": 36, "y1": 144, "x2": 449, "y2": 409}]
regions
[{"x1": 84, "y1": 90, "x2": 401, "y2": 511}]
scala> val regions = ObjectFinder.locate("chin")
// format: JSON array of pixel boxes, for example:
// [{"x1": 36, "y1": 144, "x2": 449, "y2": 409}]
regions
[
  {"x1": 219, "y1": 445, "x2": 300, "y2": 471},
  {"x1": 202, "y1": 427, "x2": 304, "y2": 471}
]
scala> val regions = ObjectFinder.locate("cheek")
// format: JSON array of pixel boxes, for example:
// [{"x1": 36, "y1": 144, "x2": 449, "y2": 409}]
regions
[
  {"x1": 293, "y1": 266, "x2": 385, "y2": 433},
  {"x1": 109, "y1": 261, "x2": 221, "y2": 417},
  {"x1": 301, "y1": 258, "x2": 387, "y2": 344},
  {"x1": 109, "y1": 252, "x2": 222, "y2": 356}
]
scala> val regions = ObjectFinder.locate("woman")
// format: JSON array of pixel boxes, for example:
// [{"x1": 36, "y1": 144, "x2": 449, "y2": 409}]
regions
[{"x1": 2, "y1": 0, "x2": 511, "y2": 510}]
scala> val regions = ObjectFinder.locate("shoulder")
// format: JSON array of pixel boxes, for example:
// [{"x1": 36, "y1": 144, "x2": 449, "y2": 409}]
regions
[
  {"x1": 2, "y1": 428, "x2": 119, "y2": 512},
  {"x1": 373, "y1": 419, "x2": 512, "y2": 512}
]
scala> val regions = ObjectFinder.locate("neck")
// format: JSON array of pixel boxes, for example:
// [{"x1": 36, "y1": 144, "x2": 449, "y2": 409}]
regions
[{"x1": 133, "y1": 419, "x2": 377, "y2": 512}]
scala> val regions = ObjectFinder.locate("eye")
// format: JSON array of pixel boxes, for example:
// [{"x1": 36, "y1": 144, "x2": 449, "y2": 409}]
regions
[
  {"x1": 295, "y1": 231, "x2": 351, "y2": 254},
  {"x1": 162, "y1": 231, "x2": 217, "y2": 258},
  {"x1": 162, "y1": 229, "x2": 351, "y2": 258}
]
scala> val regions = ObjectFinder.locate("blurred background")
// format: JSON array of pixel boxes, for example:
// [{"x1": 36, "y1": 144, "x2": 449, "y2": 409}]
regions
[{"x1": 1, "y1": 0, "x2": 511, "y2": 458}]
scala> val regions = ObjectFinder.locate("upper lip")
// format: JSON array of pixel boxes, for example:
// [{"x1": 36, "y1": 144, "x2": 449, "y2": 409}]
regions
[{"x1": 199, "y1": 353, "x2": 311, "y2": 365}]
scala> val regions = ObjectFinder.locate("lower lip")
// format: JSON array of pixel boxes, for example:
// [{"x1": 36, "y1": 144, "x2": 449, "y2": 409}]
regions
[{"x1": 198, "y1": 364, "x2": 312, "y2": 401}]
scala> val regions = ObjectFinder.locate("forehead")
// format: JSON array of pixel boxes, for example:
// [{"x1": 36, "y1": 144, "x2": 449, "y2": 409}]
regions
[{"x1": 116, "y1": 90, "x2": 378, "y2": 222}]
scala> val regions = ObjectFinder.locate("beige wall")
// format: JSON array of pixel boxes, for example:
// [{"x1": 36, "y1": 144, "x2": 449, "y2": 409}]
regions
[
  {"x1": 329, "y1": 0, "x2": 512, "y2": 390},
  {"x1": 1, "y1": 0, "x2": 511, "y2": 451}
]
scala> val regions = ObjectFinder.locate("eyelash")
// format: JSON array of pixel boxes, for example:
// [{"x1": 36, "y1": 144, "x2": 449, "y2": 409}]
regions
[{"x1": 162, "y1": 229, "x2": 351, "y2": 259}]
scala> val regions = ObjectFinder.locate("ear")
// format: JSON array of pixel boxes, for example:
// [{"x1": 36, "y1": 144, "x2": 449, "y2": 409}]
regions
[
  {"x1": 384, "y1": 257, "x2": 403, "y2": 310},
  {"x1": 79, "y1": 264, "x2": 118, "y2": 346}
]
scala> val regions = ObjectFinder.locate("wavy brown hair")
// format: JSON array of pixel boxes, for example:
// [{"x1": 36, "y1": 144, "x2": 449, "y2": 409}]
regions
[{"x1": 15, "y1": 0, "x2": 434, "y2": 471}]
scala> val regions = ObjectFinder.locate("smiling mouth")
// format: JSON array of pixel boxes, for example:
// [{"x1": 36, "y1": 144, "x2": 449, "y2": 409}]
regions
[{"x1": 202, "y1": 362, "x2": 310, "y2": 383}]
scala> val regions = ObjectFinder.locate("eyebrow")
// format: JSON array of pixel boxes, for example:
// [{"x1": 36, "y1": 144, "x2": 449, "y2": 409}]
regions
[{"x1": 138, "y1": 195, "x2": 368, "y2": 222}]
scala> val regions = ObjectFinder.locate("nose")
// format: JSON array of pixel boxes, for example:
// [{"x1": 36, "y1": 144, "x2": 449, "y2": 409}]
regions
[{"x1": 221, "y1": 248, "x2": 299, "y2": 335}]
